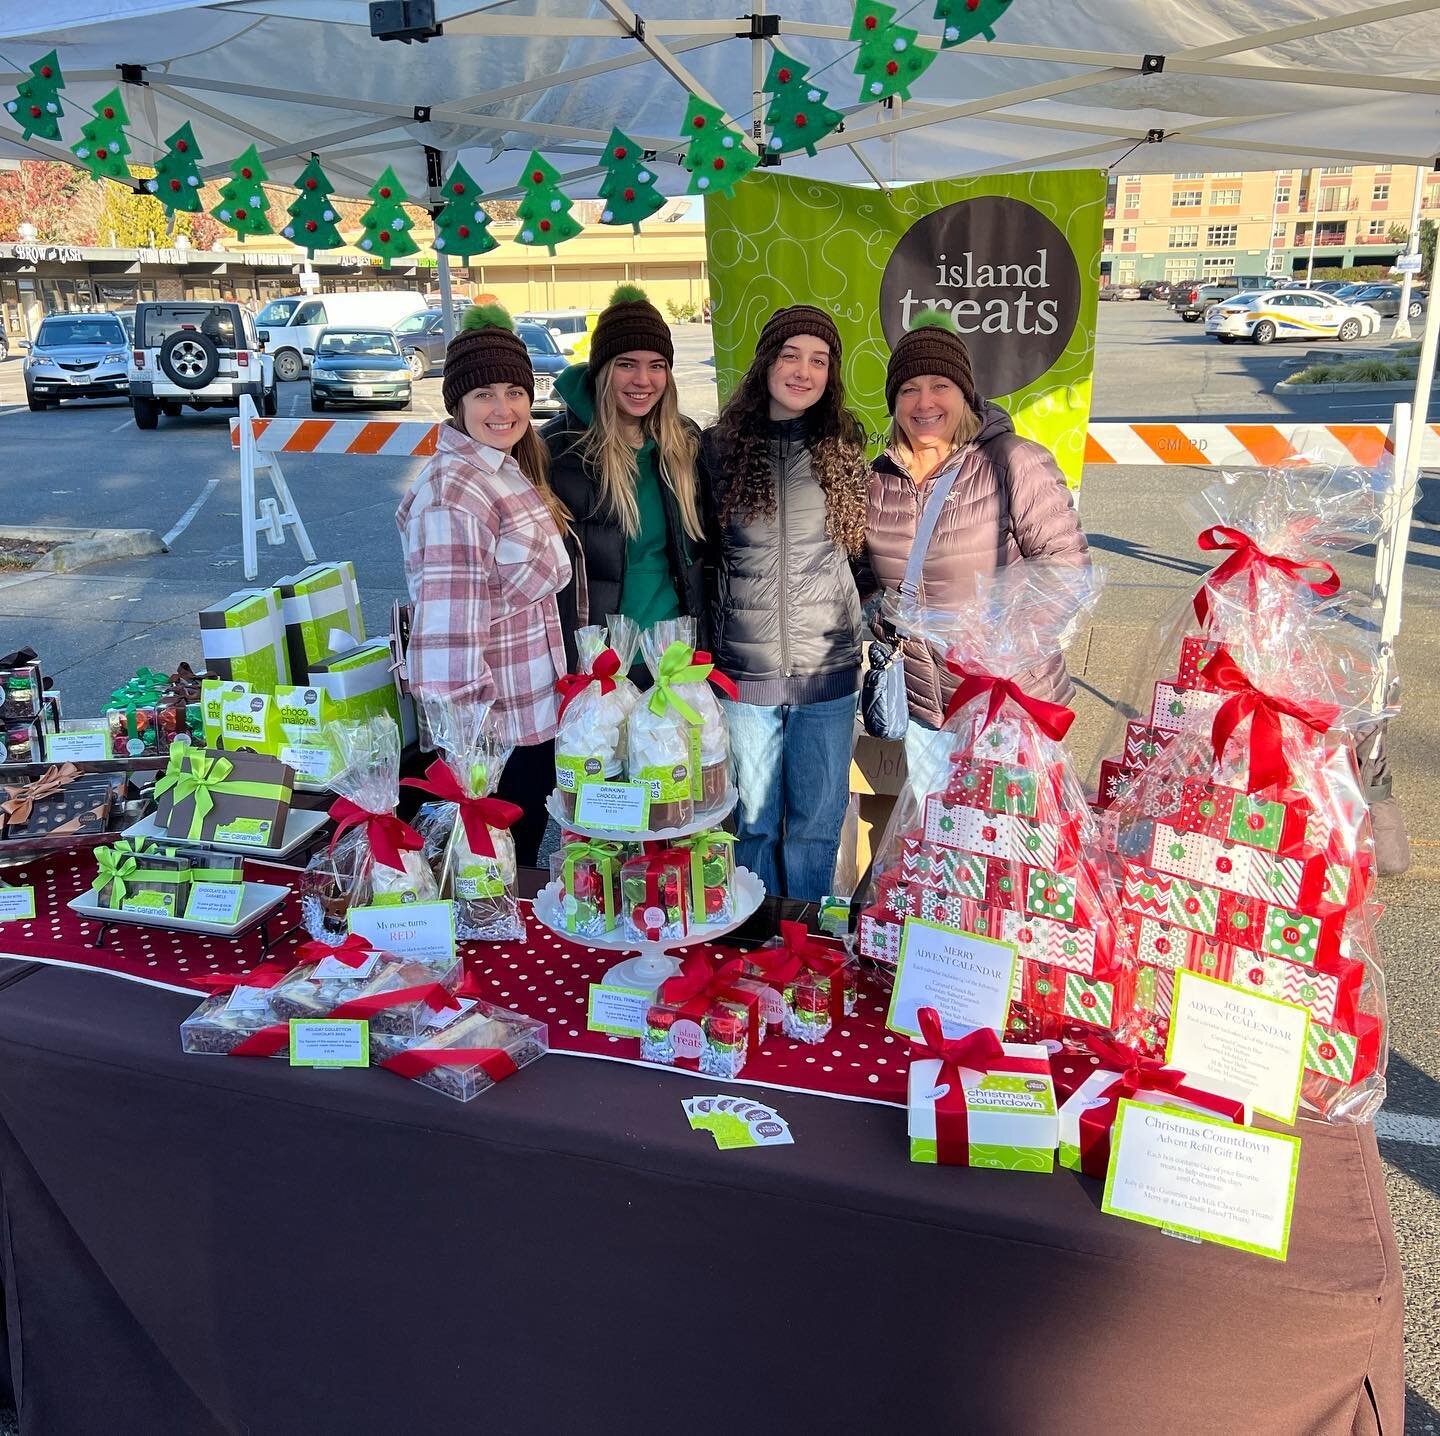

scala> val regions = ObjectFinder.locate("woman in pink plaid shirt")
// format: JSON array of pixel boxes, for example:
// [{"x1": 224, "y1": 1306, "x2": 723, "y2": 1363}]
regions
[{"x1": 396, "y1": 304, "x2": 572, "y2": 861}]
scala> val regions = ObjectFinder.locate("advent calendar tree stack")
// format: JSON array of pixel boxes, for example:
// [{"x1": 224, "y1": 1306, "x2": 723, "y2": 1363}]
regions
[
  {"x1": 858, "y1": 564, "x2": 1130, "y2": 1045},
  {"x1": 1107, "y1": 574, "x2": 1390, "y2": 1122},
  {"x1": 1092, "y1": 465, "x2": 1384, "y2": 814}
]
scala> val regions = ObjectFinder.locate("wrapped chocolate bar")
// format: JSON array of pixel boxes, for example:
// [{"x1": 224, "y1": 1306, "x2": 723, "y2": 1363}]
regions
[
  {"x1": 94, "y1": 839, "x2": 191, "y2": 915},
  {"x1": 373, "y1": 1000, "x2": 548, "y2": 1102},
  {"x1": 548, "y1": 838, "x2": 623, "y2": 937},
  {"x1": 554, "y1": 619, "x2": 642, "y2": 817},
  {"x1": 639, "y1": 954, "x2": 764, "y2": 1079},
  {"x1": 405, "y1": 697, "x2": 524, "y2": 942},
  {"x1": 269, "y1": 938, "x2": 461, "y2": 1034},
  {"x1": 675, "y1": 829, "x2": 737, "y2": 927},
  {"x1": 302, "y1": 716, "x2": 439, "y2": 942},
  {"x1": 0, "y1": 648, "x2": 43, "y2": 721},
  {"x1": 620, "y1": 849, "x2": 690, "y2": 942},
  {"x1": 152, "y1": 745, "x2": 294, "y2": 848},
  {"x1": 2, "y1": 763, "x2": 114, "y2": 840},
  {"x1": 644, "y1": 618, "x2": 735, "y2": 810},
  {"x1": 745, "y1": 920, "x2": 859, "y2": 1043}
]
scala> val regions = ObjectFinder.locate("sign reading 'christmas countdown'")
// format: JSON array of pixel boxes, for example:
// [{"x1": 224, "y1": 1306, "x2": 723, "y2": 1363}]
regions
[{"x1": 707, "y1": 170, "x2": 1104, "y2": 486}]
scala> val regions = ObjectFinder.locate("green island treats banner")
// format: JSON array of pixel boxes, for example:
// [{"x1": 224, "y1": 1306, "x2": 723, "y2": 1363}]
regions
[{"x1": 706, "y1": 169, "x2": 1105, "y2": 486}]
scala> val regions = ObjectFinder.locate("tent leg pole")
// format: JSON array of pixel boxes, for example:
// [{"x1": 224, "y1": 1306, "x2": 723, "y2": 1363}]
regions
[
  {"x1": 239, "y1": 393, "x2": 259, "y2": 582},
  {"x1": 436, "y1": 250, "x2": 456, "y2": 344}
]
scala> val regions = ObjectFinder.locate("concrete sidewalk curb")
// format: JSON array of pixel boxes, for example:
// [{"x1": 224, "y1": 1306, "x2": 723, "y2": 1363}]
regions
[
  {"x1": 1273, "y1": 377, "x2": 1425, "y2": 396},
  {"x1": 0, "y1": 525, "x2": 167, "y2": 573}
]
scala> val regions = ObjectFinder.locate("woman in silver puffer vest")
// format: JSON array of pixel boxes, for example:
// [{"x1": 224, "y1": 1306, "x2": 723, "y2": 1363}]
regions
[{"x1": 865, "y1": 311, "x2": 1090, "y2": 804}]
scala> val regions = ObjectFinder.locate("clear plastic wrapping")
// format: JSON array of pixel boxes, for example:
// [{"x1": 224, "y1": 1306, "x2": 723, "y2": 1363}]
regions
[
  {"x1": 860, "y1": 563, "x2": 1123, "y2": 1047},
  {"x1": 372, "y1": 1000, "x2": 549, "y2": 1102},
  {"x1": 268, "y1": 952, "x2": 463, "y2": 1034},
  {"x1": 1103, "y1": 579, "x2": 1388, "y2": 1122},
  {"x1": 408, "y1": 697, "x2": 523, "y2": 942},
  {"x1": 302, "y1": 716, "x2": 439, "y2": 943},
  {"x1": 628, "y1": 629, "x2": 705, "y2": 829},
  {"x1": 554, "y1": 618, "x2": 641, "y2": 817},
  {"x1": 644, "y1": 617, "x2": 731, "y2": 809}
]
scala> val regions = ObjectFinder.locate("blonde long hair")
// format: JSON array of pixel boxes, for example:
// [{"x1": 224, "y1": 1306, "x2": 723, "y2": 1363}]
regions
[{"x1": 580, "y1": 361, "x2": 704, "y2": 542}]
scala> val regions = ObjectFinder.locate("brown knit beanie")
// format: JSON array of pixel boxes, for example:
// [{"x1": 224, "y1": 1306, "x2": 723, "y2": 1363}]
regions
[
  {"x1": 884, "y1": 311, "x2": 980, "y2": 413},
  {"x1": 758, "y1": 303, "x2": 842, "y2": 362},
  {"x1": 442, "y1": 303, "x2": 534, "y2": 414},
  {"x1": 589, "y1": 283, "x2": 674, "y2": 374}
]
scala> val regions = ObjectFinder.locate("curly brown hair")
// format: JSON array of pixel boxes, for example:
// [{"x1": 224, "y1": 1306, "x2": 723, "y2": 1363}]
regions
[{"x1": 711, "y1": 330, "x2": 870, "y2": 556}]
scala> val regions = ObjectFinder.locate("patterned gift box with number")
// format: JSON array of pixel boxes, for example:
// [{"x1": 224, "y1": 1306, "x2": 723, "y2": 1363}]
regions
[
  {"x1": 1174, "y1": 778, "x2": 1307, "y2": 854},
  {"x1": 1150, "y1": 681, "x2": 1225, "y2": 735},
  {"x1": 1225, "y1": 951, "x2": 1363, "y2": 1027},
  {"x1": 941, "y1": 756, "x2": 996, "y2": 811},
  {"x1": 999, "y1": 907, "x2": 1098, "y2": 976},
  {"x1": 922, "y1": 798, "x2": 1070, "y2": 869},
  {"x1": 1122, "y1": 910, "x2": 1204, "y2": 971},
  {"x1": 1305, "y1": 1013, "x2": 1383, "y2": 1085},
  {"x1": 955, "y1": 712, "x2": 1028, "y2": 765},
  {"x1": 1149, "y1": 823, "x2": 1254, "y2": 896},
  {"x1": 918, "y1": 889, "x2": 993, "y2": 935},
  {"x1": 1026, "y1": 964, "x2": 1123, "y2": 1028},
  {"x1": 1096, "y1": 760, "x2": 1141, "y2": 810},
  {"x1": 1175, "y1": 636, "x2": 1223, "y2": 692},
  {"x1": 1133, "y1": 961, "x2": 1178, "y2": 1020},
  {"x1": 858, "y1": 907, "x2": 904, "y2": 966},
  {"x1": 983, "y1": 859, "x2": 1023, "y2": 912},
  {"x1": 874, "y1": 874, "x2": 925, "y2": 920},
  {"x1": 1122, "y1": 722, "x2": 1177, "y2": 769},
  {"x1": 1121, "y1": 865, "x2": 1223, "y2": 936},
  {"x1": 899, "y1": 836, "x2": 988, "y2": 898}
]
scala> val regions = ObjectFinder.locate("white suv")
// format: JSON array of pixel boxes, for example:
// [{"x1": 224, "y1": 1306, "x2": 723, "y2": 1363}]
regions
[{"x1": 129, "y1": 300, "x2": 277, "y2": 429}]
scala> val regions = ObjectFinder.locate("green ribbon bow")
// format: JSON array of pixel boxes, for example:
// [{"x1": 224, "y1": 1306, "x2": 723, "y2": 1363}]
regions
[
  {"x1": 94, "y1": 838, "x2": 151, "y2": 906},
  {"x1": 561, "y1": 839, "x2": 622, "y2": 933},
  {"x1": 676, "y1": 829, "x2": 737, "y2": 916},
  {"x1": 108, "y1": 681, "x2": 163, "y2": 743},
  {"x1": 153, "y1": 749, "x2": 290, "y2": 841},
  {"x1": 646, "y1": 642, "x2": 712, "y2": 725}
]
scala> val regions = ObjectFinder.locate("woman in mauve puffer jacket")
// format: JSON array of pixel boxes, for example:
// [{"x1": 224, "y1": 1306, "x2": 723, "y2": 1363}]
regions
[{"x1": 865, "y1": 312, "x2": 1090, "y2": 801}]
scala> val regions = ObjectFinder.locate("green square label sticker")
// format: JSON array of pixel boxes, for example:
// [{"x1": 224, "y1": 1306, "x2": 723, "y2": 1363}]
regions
[{"x1": 289, "y1": 1019, "x2": 369, "y2": 1068}]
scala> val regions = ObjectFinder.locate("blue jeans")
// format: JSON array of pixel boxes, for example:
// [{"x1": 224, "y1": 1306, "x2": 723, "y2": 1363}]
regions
[{"x1": 722, "y1": 692, "x2": 858, "y2": 902}]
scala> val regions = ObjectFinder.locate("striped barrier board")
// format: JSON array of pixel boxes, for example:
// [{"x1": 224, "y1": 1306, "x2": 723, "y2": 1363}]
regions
[{"x1": 229, "y1": 416, "x2": 440, "y2": 457}]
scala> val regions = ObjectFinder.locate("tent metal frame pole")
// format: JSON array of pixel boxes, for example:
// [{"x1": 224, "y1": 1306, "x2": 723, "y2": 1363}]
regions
[{"x1": 1390, "y1": 166, "x2": 1426, "y2": 341}]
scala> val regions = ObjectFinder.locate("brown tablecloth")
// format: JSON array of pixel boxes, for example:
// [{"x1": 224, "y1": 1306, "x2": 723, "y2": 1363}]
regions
[{"x1": 0, "y1": 959, "x2": 1403, "y2": 1436}]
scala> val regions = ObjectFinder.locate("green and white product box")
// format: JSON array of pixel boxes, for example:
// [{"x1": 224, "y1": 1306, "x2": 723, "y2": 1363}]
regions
[
  {"x1": 273, "y1": 684, "x2": 340, "y2": 783},
  {"x1": 309, "y1": 639, "x2": 415, "y2": 746},
  {"x1": 276, "y1": 561, "x2": 365, "y2": 682},
  {"x1": 198, "y1": 587, "x2": 290, "y2": 690},
  {"x1": 907, "y1": 1044, "x2": 1058, "y2": 1171},
  {"x1": 201, "y1": 679, "x2": 246, "y2": 747},
  {"x1": 220, "y1": 686, "x2": 283, "y2": 755}
]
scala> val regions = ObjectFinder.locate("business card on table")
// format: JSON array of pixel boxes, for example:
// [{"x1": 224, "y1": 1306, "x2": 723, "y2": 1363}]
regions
[
  {"x1": 1101, "y1": 1099, "x2": 1301, "y2": 1261},
  {"x1": 684, "y1": 1095, "x2": 794, "y2": 1149}
]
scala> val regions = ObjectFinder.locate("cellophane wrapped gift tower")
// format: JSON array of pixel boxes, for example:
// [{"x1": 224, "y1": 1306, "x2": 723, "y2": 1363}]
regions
[
  {"x1": 1104, "y1": 572, "x2": 1391, "y2": 1123},
  {"x1": 1092, "y1": 462, "x2": 1383, "y2": 813},
  {"x1": 553, "y1": 617, "x2": 641, "y2": 817},
  {"x1": 301, "y1": 716, "x2": 440, "y2": 942},
  {"x1": 857, "y1": 562, "x2": 1129, "y2": 1046},
  {"x1": 406, "y1": 697, "x2": 524, "y2": 942}
]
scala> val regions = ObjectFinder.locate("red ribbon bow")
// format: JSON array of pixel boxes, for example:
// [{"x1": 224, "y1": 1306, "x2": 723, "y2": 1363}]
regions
[
  {"x1": 943, "y1": 659, "x2": 1074, "y2": 742},
  {"x1": 660, "y1": 952, "x2": 761, "y2": 1060},
  {"x1": 776, "y1": 920, "x2": 848, "y2": 1024},
  {"x1": 297, "y1": 933, "x2": 375, "y2": 969},
  {"x1": 381, "y1": 1046, "x2": 518, "y2": 1084},
  {"x1": 400, "y1": 759, "x2": 522, "y2": 858},
  {"x1": 554, "y1": 647, "x2": 622, "y2": 717},
  {"x1": 690, "y1": 650, "x2": 740, "y2": 700},
  {"x1": 1201, "y1": 648, "x2": 1340, "y2": 794},
  {"x1": 1193, "y1": 526, "x2": 1340, "y2": 626},
  {"x1": 327, "y1": 796, "x2": 426, "y2": 872},
  {"x1": 192, "y1": 957, "x2": 295, "y2": 994},
  {"x1": 911, "y1": 1008, "x2": 1013, "y2": 1165}
]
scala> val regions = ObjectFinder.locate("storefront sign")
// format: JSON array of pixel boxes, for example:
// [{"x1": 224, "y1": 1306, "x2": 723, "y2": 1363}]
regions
[{"x1": 12, "y1": 244, "x2": 83, "y2": 264}]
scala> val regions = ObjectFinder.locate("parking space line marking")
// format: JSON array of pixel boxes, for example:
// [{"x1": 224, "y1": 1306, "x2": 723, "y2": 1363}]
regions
[
  {"x1": 109, "y1": 415, "x2": 134, "y2": 433},
  {"x1": 1375, "y1": 1111, "x2": 1440, "y2": 1147},
  {"x1": 162, "y1": 479, "x2": 219, "y2": 546}
]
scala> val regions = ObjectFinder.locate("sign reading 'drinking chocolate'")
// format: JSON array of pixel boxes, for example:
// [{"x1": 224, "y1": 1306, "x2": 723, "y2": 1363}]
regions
[
  {"x1": 878, "y1": 194, "x2": 1081, "y2": 398},
  {"x1": 886, "y1": 917, "x2": 1018, "y2": 1039}
]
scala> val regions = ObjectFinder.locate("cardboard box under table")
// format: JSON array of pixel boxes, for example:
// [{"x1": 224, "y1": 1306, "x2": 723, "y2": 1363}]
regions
[
  {"x1": 152, "y1": 748, "x2": 294, "y2": 849},
  {"x1": 198, "y1": 589, "x2": 289, "y2": 690},
  {"x1": 276, "y1": 562, "x2": 365, "y2": 682}
]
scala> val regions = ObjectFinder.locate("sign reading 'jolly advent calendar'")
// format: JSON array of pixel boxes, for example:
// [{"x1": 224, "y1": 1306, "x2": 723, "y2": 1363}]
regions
[{"x1": 706, "y1": 171, "x2": 1103, "y2": 486}]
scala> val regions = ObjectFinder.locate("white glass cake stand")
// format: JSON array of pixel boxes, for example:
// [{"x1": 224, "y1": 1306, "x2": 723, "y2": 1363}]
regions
[{"x1": 532, "y1": 865, "x2": 766, "y2": 992}]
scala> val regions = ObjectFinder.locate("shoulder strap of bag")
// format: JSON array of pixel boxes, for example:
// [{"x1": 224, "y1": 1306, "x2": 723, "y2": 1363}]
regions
[{"x1": 899, "y1": 456, "x2": 964, "y2": 601}]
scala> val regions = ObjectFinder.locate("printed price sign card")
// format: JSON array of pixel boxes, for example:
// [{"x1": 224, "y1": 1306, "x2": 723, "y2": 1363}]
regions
[
  {"x1": 184, "y1": 882, "x2": 245, "y2": 925},
  {"x1": 575, "y1": 781, "x2": 651, "y2": 832},
  {"x1": 348, "y1": 900, "x2": 457, "y2": 965},
  {"x1": 1102, "y1": 1100, "x2": 1301, "y2": 1261},
  {"x1": 586, "y1": 984, "x2": 651, "y2": 1038},
  {"x1": 289, "y1": 1019, "x2": 369, "y2": 1069},
  {"x1": 886, "y1": 918, "x2": 1017, "y2": 1039},
  {"x1": 0, "y1": 887, "x2": 36, "y2": 922}
]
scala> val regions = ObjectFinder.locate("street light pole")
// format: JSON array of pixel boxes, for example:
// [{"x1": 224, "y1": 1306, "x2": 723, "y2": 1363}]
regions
[
  {"x1": 1305, "y1": 167, "x2": 1319, "y2": 285},
  {"x1": 1391, "y1": 164, "x2": 1425, "y2": 341}
]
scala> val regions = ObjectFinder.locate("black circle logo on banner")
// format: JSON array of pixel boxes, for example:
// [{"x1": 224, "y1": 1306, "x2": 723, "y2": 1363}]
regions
[{"x1": 878, "y1": 195, "x2": 1081, "y2": 399}]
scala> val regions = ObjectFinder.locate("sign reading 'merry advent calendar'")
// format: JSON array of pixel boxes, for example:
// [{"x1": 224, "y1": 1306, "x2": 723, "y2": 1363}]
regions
[{"x1": 706, "y1": 170, "x2": 1105, "y2": 487}]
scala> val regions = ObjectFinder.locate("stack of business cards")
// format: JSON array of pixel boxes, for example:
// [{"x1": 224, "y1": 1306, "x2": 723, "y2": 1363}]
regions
[{"x1": 684, "y1": 1095, "x2": 793, "y2": 1149}]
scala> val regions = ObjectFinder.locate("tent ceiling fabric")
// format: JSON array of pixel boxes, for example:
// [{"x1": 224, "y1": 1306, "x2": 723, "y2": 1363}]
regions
[{"x1": 2, "y1": 0, "x2": 1438, "y2": 200}]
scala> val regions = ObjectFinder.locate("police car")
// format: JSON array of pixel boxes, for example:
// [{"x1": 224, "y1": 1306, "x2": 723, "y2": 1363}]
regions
[{"x1": 1205, "y1": 289, "x2": 1382, "y2": 345}]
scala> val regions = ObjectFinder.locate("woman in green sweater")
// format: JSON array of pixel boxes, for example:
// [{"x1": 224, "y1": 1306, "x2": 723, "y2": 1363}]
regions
[{"x1": 542, "y1": 286, "x2": 707, "y2": 666}]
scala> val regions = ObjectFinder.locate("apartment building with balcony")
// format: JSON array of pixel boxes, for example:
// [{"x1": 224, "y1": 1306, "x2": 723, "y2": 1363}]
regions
[{"x1": 1101, "y1": 166, "x2": 1438, "y2": 285}]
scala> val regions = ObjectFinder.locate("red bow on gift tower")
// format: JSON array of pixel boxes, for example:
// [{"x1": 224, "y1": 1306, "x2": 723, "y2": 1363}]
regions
[
  {"x1": 554, "y1": 647, "x2": 622, "y2": 717},
  {"x1": 1192, "y1": 525, "x2": 1340, "y2": 626},
  {"x1": 400, "y1": 758, "x2": 522, "y2": 858},
  {"x1": 944, "y1": 659, "x2": 1075, "y2": 742},
  {"x1": 328, "y1": 797, "x2": 426, "y2": 871},
  {"x1": 1200, "y1": 648, "x2": 1340, "y2": 794}
]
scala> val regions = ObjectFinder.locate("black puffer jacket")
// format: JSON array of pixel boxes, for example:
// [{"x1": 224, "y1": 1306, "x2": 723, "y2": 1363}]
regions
[
  {"x1": 701, "y1": 417, "x2": 863, "y2": 705},
  {"x1": 542, "y1": 364, "x2": 706, "y2": 671}
]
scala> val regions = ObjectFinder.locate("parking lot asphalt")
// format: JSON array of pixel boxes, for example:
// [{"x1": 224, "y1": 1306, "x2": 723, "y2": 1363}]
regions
[{"x1": 0, "y1": 305, "x2": 1437, "y2": 1425}]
